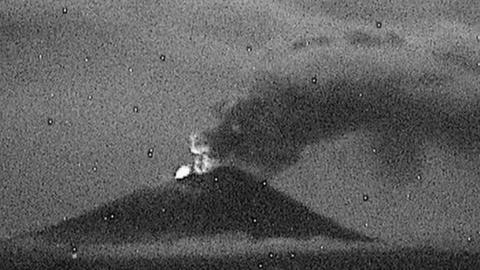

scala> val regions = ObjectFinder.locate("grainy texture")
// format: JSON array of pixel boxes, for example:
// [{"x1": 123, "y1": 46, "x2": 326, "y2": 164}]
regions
[{"x1": 1, "y1": 0, "x2": 479, "y2": 268}]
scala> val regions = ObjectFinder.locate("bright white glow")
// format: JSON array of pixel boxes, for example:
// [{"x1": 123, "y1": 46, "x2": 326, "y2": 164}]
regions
[
  {"x1": 193, "y1": 153, "x2": 220, "y2": 175},
  {"x1": 189, "y1": 132, "x2": 210, "y2": 155},
  {"x1": 189, "y1": 132, "x2": 221, "y2": 175},
  {"x1": 172, "y1": 132, "x2": 223, "y2": 179},
  {"x1": 175, "y1": 165, "x2": 192, "y2": 180}
]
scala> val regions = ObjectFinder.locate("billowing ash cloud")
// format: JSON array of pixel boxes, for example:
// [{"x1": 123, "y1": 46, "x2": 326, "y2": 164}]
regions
[{"x1": 199, "y1": 70, "x2": 480, "y2": 183}]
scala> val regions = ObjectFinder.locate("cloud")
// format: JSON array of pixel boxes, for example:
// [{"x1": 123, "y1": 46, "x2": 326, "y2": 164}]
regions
[{"x1": 201, "y1": 67, "x2": 480, "y2": 184}]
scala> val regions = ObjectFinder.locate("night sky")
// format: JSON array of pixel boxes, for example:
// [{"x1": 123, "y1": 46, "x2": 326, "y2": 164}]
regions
[{"x1": 1, "y1": 0, "x2": 480, "y2": 263}]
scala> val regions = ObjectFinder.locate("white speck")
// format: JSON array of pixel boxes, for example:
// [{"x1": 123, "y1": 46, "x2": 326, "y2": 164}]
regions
[
  {"x1": 72, "y1": 253, "x2": 78, "y2": 259},
  {"x1": 39, "y1": 54, "x2": 42, "y2": 59},
  {"x1": 372, "y1": 148, "x2": 377, "y2": 153}
]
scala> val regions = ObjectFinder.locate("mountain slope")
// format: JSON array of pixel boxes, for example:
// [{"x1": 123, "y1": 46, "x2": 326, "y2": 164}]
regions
[{"x1": 29, "y1": 166, "x2": 373, "y2": 245}]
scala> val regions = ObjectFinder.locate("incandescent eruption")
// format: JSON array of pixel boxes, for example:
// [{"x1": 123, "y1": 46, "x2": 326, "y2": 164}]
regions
[{"x1": 175, "y1": 132, "x2": 223, "y2": 180}]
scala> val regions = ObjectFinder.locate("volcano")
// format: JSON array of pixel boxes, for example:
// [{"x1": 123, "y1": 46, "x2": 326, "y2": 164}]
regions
[{"x1": 30, "y1": 166, "x2": 372, "y2": 245}]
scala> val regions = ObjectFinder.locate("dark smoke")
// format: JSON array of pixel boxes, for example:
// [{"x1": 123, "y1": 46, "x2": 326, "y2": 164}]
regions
[{"x1": 202, "y1": 72, "x2": 480, "y2": 184}]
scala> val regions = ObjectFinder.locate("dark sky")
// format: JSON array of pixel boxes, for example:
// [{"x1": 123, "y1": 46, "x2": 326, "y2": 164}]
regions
[{"x1": 1, "y1": 0, "x2": 479, "y2": 251}]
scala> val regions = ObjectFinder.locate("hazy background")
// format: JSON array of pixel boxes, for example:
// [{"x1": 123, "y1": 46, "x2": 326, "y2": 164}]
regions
[{"x1": 1, "y1": 0, "x2": 480, "y2": 250}]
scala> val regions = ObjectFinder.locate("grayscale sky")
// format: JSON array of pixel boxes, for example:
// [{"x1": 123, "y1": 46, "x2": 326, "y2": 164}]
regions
[{"x1": 1, "y1": 0, "x2": 479, "y2": 251}]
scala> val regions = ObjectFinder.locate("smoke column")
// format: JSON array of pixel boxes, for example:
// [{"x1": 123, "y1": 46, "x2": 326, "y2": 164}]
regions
[{"x1": 198, "y1": 71, "x2": 480, "y2": 183}]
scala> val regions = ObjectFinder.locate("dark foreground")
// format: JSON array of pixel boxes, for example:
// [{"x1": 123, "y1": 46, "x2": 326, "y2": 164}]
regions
[
  {"x1": 1, "y1": 166, "x2": 479, "y2": 269},
  {"x1": 1, "y1": 243, "x2": 479, "y2": 270}
]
